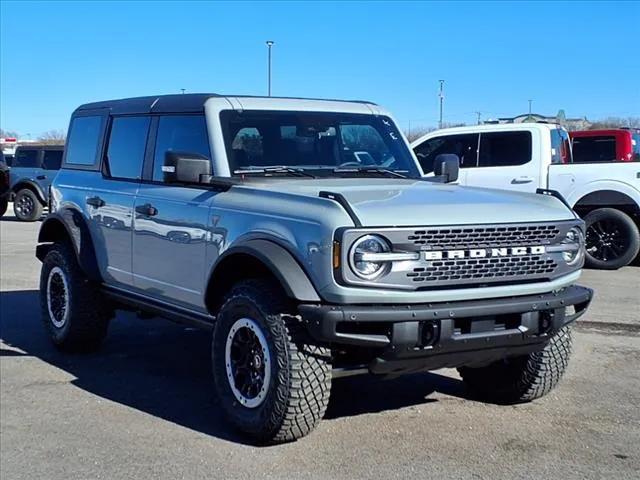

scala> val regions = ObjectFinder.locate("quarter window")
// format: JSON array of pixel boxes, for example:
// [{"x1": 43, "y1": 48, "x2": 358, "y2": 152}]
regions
[
  {"x1": 478, "y1": 131, "x2": 532, "y2": 167},
  {"x1": 105, "y1": 116, "x2": 150, "y2": 180},
  {"x1": 65, "y1": 116, "x2": 103, "y2": 166},
  {"x1": 152, "y1": 115, "x2": 210, "y2": 182},
  {"x1": 414, "y1": 134, "x2": 478, "y2": 173},
  {"x1": 43, "y1": 150, "x2": 63, "y2": 170}
]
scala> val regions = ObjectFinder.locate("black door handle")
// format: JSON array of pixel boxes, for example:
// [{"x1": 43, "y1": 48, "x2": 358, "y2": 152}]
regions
[
  {"x1": 86, "y1": 196, "x2": 105, "y2": 208},
  {"x1": 135, "y1": 203, "x2": 158, "y2": 216},
  {"x1": 37, "y1": 175, "x2": 46, "y2": 180}
]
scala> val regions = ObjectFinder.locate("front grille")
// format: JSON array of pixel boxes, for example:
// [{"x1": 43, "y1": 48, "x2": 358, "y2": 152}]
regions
[
  {"x1": 407, "y1": 225, "x2": 560, "y2": 249},
  {"x1": 407, "y1": 255, "x2": 557, "y2": 283},
  {"x1": 340, "y1": 221, "x2": 578, "y2": 290}
]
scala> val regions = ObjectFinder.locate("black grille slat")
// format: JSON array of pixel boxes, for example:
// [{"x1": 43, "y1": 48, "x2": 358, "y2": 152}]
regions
[{"x1": 408, "y1": 225, "x2": 560, "y2": 249}]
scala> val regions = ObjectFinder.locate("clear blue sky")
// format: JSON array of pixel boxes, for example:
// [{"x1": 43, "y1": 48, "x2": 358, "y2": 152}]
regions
[{"x1": 1, "y1": 0, "x2": 638, "y2": 137}]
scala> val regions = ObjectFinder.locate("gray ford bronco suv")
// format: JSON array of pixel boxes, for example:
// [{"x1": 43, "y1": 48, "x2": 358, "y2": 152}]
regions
[{"x1": 36, "y1": 94, "x2": 593, "y2": 443}]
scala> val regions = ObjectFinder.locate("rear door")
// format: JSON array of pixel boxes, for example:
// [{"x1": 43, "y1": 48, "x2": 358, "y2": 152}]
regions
[
  {"x1": 76, "y1": 114, "x2": 149, "y2": 287},
  {"x1": 132, "y1": 114, "x2": 214, "y2": 311},
  {"x1": 41, "y1": 148, "x2": 64, "y2": 194},
  {"x1": 463, "y1": 130, "x2": 540, "y2": 192}
]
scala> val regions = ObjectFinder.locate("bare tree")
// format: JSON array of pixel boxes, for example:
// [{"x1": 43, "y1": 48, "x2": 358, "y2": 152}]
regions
[
  {"x1": 0, "y1": 128, "x2": 20, "y2": 138},
  {"x1": 38, "y1": 129, "x2": 66, "y2": 144},
  {"x1": 404, "y1": 122, "x2": 466, "y2": 142},
  {"x1": 588, "y1": 116, "x2": 640, "y2": 130}
]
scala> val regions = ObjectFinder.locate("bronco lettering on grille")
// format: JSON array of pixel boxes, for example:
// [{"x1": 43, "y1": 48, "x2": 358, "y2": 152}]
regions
[{"x1": 423, "y1": 246, "x2": 546, "y2": 261}]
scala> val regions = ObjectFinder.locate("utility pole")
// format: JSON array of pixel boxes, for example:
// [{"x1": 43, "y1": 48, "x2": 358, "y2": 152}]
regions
[
  {"x1": 528, "y1": 99, "x2": 532, "y2": 115},
  {"x1": 438, "y1": 80, "x2": 445, "y2": 129},
  {"x1": 475, "y1": 111, "x2": 482, "y2": 125},
  {"x1": 266, "y1": 40, "x2": 275, "y2": 96}
]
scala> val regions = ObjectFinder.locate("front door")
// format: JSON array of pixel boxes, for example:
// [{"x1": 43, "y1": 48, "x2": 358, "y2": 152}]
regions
[{"x1": 132, "y1": 114, "x2": 214, "y2": 311}]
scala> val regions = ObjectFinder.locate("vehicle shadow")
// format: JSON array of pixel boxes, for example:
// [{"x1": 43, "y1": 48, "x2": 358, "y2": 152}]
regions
[{"x1": 0, "y1": 289, "x2": 472, "y2": 444}]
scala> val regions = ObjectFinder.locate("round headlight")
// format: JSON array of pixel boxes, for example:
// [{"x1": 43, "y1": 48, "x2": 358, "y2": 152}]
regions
[
  {"x1": 562, "y1": 226, "x2": 584, "y2": 265},
  {"x1": 349, "y1": 235, "x2": 391, "y2": 280}
]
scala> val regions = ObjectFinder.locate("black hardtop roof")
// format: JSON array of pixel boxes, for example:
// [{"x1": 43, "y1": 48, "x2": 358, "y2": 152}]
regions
[
  {"x1": 16, "y1": 144, "x2": 64, "y2": 151},
  {"x1": 75, "y1": 93, "x2": 376, "y2": 115}
]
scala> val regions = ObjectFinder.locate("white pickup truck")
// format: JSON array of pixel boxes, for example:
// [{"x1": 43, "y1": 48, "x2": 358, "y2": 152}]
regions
[{"x1": 412, "y1": 123, "x2": 640, "y2": 269}]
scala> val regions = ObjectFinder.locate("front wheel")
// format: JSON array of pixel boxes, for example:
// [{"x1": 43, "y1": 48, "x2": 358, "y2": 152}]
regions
[
  {"x1": 584, "y1": 208, "x2": 640, "y2": 269},
  {"x1": 212, "y1": 279, "x2": 331, "y2": 443},
  {"x1": 458, "y1": 326, "x2": 573, "y2": 403},
  {"x1": 13, "y1": 188, "x2": 43, "y2": 221}
]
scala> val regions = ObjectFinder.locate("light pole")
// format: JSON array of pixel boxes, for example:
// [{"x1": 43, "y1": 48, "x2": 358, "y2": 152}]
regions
[
  {"x1": 528, "y1": 99, "x2": 533, "y2": 115},
  {"x1": 438, "y1": 80, "x2": 445, "y2": 129},
  {"x1": 266, "y1": 40, "x2": 275, "y2": 96},
  {"x1": 180, "y1": 88, "x2": 186, "y2": 94},
  {"x1": 475, "y1": 111, "x2": 482, "y2": 125}
]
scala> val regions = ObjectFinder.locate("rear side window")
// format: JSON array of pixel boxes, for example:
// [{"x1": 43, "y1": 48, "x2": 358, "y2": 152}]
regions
[
  {"x1": 43, "y1": 150, "x2": 63, "y2": 170},
  {"x1": 152, "y1": 115, "x2": 210, "y2": 182},
  {"x1": 572, "y1": 136, "x2": 616, "y2": 163},
  {"x1": 478, "y1": 131, "x2": 532, "y2": 167},
  {"x1": 105, "y1": 116, "x2": 150, "y2": 180},
  {"x1": 633, "y1": 134, "x2": 640, "y2": 161},
  {"x1": 551, "y1": 129, "x2": 571, "y2": 164},
  {"x1": 65, "y1": 116, "x2": 103, "y2": 166},
  {"x1": 13, "y1": 149, "x2": 40, "y2": 168},
  {"x1": 414, "y1": 134, "x2": 478, "y2": 173}
]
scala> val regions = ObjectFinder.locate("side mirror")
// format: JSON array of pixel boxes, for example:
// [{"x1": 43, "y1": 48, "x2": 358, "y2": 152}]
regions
[
  {"x1": 433, "y1": 154, "x2": 460, "y2": 183},
  {"x1": 163, "y1": 151, "x2": 211, "y2": 184}
]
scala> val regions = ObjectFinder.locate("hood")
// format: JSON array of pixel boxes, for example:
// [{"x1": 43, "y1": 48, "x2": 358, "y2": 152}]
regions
[{"x1": 241, "y1": 178, "x2": 575, "y2": 227}]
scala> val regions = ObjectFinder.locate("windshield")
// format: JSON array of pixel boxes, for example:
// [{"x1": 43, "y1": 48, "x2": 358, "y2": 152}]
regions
[{"x1": 220, "y1": 110, "x2": 420, "y2": 178}]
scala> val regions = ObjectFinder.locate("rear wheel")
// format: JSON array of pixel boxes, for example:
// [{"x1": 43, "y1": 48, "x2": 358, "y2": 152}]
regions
[
  {"x1": 584, "y1": 208, "x2": 639, "y2": 269},
  {"x1": 13, "y1": 188, "x2": 43, "y2": 221},
  {"x1": 212, "y1": 279, "x2": 331, "y2": 443},
  {"x1": 458, "y1": 326, "x2": 573, "y2": 403},
  {"x1": 40, "y1": 242, "x2": 112, "y2": 351}
]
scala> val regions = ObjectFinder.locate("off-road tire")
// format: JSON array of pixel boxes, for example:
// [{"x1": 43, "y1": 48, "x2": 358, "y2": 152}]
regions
[
  {"x1": 458, "y1": 326, "x2": 573, "y2": 403},
  {"x1": 40, "y1": 242, "x2": 111, "y2": 351},
  {"x1": 0, "y1": 197, "x2": 7, "y2": 217},
  {"x1": 13, "y1": 188, "x2": 43, "y2": 222},
  {"x1": 584, "y1": 208, "x2": 640, "y2": 270},
  {"x1": 212, "y1": 279, "x2": 331, "y2": 443}
]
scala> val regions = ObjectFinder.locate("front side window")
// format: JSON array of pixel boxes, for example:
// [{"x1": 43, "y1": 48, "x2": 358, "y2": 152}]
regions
[
  {"x1": 478, "y1": 131, "x2": 532, "y2": 167},
  {"x1": 13, "y1": 149, "x2": 40, "y2": 168},
  {"x1": 152, "y1": 115, "x2": 210, "y2": 182},
  {"x1": 414, "y1": 134, "x2": 478, "y2": 173},
  {"x1": 105, "y1": 116, "x2": 150, "y2": 180},
  {"x1": 65, "y1": 116, "x2": 103, "y2": 166},
  {"x1": 43, "y1": 150, "x2": 63, "y2": 170},
  {"x1": 222, "y1": 110, "x2": 420, "y2": 178}
]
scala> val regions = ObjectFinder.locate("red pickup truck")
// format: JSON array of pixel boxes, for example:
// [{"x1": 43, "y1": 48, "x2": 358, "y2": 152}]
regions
[{"x1": 570, "y1": 129, "x2": 640, "y2": 163}]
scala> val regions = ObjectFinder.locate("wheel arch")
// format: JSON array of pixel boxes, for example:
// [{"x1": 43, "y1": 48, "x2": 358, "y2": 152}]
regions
[
  {"x1": 573, "y1": 189, "x2": 640, "y2": 219},
  {"x1": 204, "y1": 239, "x2": 321, "y2": 315},
  {"x1": 36, "y1": 210, "x2": 102, "y2": 282},
  {"x1": 12, "y1": 180, "x2": 46, "y2": 204}
]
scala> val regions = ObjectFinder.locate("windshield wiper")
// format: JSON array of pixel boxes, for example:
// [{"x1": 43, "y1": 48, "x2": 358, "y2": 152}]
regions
[
  {"x1": 332, "y1": 167, "x2": 408, "y2": 178},
  {"x1": 233, "y1": 166, "x2": 316, "y2": 178}
]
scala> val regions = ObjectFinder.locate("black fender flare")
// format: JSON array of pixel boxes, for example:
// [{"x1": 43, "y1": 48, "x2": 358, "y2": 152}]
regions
[
  {"x1": 206, "y1": 239, "x2": 321, "y2": 310},
  {"x1": 12, "y1": 180, "x2": 47, "y2": 204},
  {"x1": 36, "y1": 210, "x2": 102, "y2": 282}
]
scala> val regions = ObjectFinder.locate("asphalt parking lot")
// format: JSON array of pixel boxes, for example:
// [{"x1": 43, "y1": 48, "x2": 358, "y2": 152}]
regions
[{"x1": 1, "y1": 210, "x2": 639, "y2": 480}]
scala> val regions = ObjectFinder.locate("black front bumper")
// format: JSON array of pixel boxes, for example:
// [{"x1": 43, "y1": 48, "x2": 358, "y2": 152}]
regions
[{"x1": 299, "y1": 285, "x2": 593, "y2": 375}]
